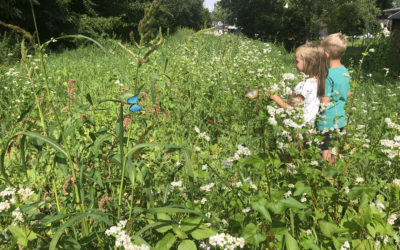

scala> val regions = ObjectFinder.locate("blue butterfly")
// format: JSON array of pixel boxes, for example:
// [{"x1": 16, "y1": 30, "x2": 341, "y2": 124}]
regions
[{"x1": 127, "y1": 95, "x2": 142, "y2": 113}]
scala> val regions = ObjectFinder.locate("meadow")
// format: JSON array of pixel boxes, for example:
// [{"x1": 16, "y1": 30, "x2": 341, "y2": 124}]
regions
[{"x1": 0, "y1": 28, "x2": 400, "y2": 249}]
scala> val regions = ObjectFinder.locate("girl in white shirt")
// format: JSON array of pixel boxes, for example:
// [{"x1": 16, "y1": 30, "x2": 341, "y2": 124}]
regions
[{"x1": 267, "y1": 44, "x2": 328, "y2": 128}]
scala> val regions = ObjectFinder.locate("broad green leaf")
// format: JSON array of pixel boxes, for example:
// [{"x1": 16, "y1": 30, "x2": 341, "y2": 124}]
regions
[
  {"x1": 301, "y1": 239, "x2": 320, "y2": 250},
  {"x1": 251, "y1": 198, "x2": 272, "y2": 222},
  {"x1": 172, "y1": 224, "x2": 188, "y2": 239},
  {"x1": 281, "y1": 197, "x2": 307, "y2": 209},
  {"x1": 155, "y1": 233, "x2": 176, "y2": 250},
  {"x1": 178, "y1": 240, "x2": 196, "y2": 250},
  {"x1": 266, "y1": 199, "x2": 286, "y2": 215},
  {"x1": 180, "y1": 216, "x2": 202, "y2": 232},
  {"x1": 242, "y1": 223, "x2": 266, "y2": 245},
  {"x1": 191, "y1": 226, "x2": 217, "y2": 240},
  {"x1": 285, "y1": 232, "x2": 299, "y2": 250},
  {"x1": 155, "y1": 213, "x2": 172, "y2": 233},
  {"x1": 319, "y1": 220, "x2": 338, "y2": 238},
  {"x1": 294, "y1": 181, "x2": 311, "y2": 196},
  {"x1": 7, "y1": 225, "x2": 37, "y2": 247}
]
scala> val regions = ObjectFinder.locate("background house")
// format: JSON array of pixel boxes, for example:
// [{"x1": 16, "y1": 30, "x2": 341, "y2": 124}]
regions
[
  {"x1": 209, "y1": 21, "x2": 240, "y2": 36},
  {"x1": 386, "y1": 9, "x2": 400, "y2": 52}
]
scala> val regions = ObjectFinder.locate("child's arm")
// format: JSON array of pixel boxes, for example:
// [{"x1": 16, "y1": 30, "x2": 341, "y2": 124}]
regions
[
  {"x1": 269, "y1": 93, "x2": 304, "y2": 109},
  {"x1": 270, "y1": 94, "x2": 290, "y2": 109}
]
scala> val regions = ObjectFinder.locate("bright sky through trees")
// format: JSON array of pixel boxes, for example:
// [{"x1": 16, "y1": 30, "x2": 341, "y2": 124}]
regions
[{"x1": 203, "y1": 0, "x2": 219, "y2": 11}]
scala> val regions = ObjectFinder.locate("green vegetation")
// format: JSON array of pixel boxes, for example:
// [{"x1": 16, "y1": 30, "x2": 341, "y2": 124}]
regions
[{"x1": 0, "y1": 26, "x2": 399, "y2": 249}]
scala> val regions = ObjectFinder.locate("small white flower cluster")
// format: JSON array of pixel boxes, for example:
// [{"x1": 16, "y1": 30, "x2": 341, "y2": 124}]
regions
[
  {"x1": 0, "y1": 187, "x2": 36, "y2": 226},
  {"x1": 387, "y1": 214, "x2": 397, "y2": 225},
  {"x1": 374, "y1": 200, "x2": 385, "y2": 212},
  {"x1": 170, "y1": 181, "x2": 182, "y2": 190},
  {"x1": 300, "y1": 193, "x2": 307, "y2": 202},
  {"x1": 355, "y1": 177, "x2": 364, "y2": 184},
  {"x1": 340, "y1": 241, "x2": 350, "y2": 250},
  {"x1": 200, "y1": 183, "x2": 215, "y2": 192},
  {"x1": 12, "y1": 207, "x2": 24, "y2": 225},
  {"x1": 0, "y1": 187, "x2": 16, "y2": 197},
  {"x1": 385, "y1": 118, "x2": 400, "y2": 131},
  {"x1": 282, "y1": 73, "x2": 295, "y2": 81},
  {"x1": 105, "y1": 220, "x2": 149, "y2": 250},
  {"x1": 5, "y1": 68, "x2": 21, "y2": 77},
  {"x1": 380, "y1": 137, "x2": 400, "y2": 159},
  {"x1": 286, "y1": 163, "x2": 298, "y2": 175},
  {"x1": 242, "y1": 207, "x2": 251, "y2": 213},
  {"x1": 284, "y1": 190, "x2": 292, "y2": 198},
  {"x1": 195, "y1": 126, "x2": 210, "y2": 141},
  {"x1": 209, "y1": 233, "x2": 245, "y2": 249},
  {"x1": 18, "y1": 188, "x2": 35, "y2": 200},
  {"x1": 393, "y1": 179, "x2": 400, "y2": 188},
  {"x1": 0, "y1": 200, "x2": 11, "y2": 213},
  {"x1": 225, "y1": 145, "x2": 251, "y2": 165}
]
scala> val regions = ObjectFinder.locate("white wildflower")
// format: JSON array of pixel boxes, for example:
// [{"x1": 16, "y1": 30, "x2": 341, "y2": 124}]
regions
[
  {"x1": 284, "y1": 190, "x2": 292, "y2": 198},
  {"x1": 387, "y1": 214, "x2": 397, "y2": 225}
]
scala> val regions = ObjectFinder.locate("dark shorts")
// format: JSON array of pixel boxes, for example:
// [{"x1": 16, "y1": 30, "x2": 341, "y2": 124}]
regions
[{"x1": 319, "y1": 128, "x2": 344, "y2": 151}]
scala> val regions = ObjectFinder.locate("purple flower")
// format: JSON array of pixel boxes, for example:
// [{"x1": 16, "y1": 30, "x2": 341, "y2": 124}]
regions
[{"x1": 224, "y1": 161, "x2": 232, "y2": 167}]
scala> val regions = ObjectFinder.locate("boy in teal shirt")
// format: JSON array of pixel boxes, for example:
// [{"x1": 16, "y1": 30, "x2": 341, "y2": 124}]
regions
[{"x1": 317, "y1": 32, "x2": 350, "y2": 165}]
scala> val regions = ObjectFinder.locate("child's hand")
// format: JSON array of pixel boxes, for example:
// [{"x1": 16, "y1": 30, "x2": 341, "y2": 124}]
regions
[{"x1": 265, "y1": 88, "x2": 271, "y2": 98}]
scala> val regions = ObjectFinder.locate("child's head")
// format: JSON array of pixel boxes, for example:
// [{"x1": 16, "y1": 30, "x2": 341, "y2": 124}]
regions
[
  {"x1": 321, "y1": 32, "x2": 347, "y2": 59},
  {"x1": 295, "y1": 44, "x2": 329, "y2": 97}
]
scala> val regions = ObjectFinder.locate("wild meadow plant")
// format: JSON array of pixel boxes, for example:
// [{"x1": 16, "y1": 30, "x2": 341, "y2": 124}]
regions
[{"x1": 1, "y1": 4, "x2": 400, "y2": 249}]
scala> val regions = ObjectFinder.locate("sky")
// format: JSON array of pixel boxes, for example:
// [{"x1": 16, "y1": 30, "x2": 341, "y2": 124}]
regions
[{"x1": 203, "y1": 0, "x2": 219, "y2": 12}]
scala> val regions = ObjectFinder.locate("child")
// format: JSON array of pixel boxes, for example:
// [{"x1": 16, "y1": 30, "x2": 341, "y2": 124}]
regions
[
  {"x1": 267, "y1": 44, "x2": 328, "y2": 128},
  {"x1": 316, "y1": 32, "x2": 350, "y2": 165}
]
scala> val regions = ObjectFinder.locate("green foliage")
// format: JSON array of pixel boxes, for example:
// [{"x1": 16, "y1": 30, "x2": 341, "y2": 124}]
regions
[
  {"x1": 0, "y1": 25, "x2": 400, "y2": 249},
  {"x1": 218, "y1": 0, "x2": 381, "y2": 49},
  {"x1": 0, "y1": 0, "x2": 210, "y2": 46}
]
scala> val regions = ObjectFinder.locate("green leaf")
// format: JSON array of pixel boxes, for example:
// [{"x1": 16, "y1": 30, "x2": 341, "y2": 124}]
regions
[
  {"x1": 172, "y1": 224, "x2": 188, "y2": 239},
  {"x1": 293, "y1": 181, "x2": 310, "y2": 196},
  {"x1": 155, "y1": 213, "x2": 172, "y2": 233},
  {"x1": 178, "y1": 240, "x2": 196, "y2": 250},
  {"x1": 19, "y1": 131, "x2": 67, "y2": 157},
  {"x1": 125, "y1": 158, "x2": 136, "y2": 185},
  {"x1": 180, "y1": 216, "x2": 202, "y2": 232},
  {"x1": 93, "y1": 133, "x2": 112, "y2": 156},
  {"x1": 301, "y1": 239, "x2": 320, "y2": 250},
  {"x1": 155, "y1": 232, "x2": 176, "y2": 250},
  {"x1": 49, "y1": 212, "x2": 112, "y2": 250},
  {"x1": 319, "y1": 220, "x2": 338, "y2": 238},
  {"x1": 281, "y1": 197, "x2": 307, "y2": 209},
  {"x1": 7, "y1": 225, "x2": 37, "y2": 247},
  {"x1": 266, "y1": 199, "x2": 286, "y2": 215},
  {"x1": 191, "y1": 226, "x2": 217, "y2": 240},
  {"x1": 251, "y1": 198, "x2": 272, "y2": 222},
  {"x1": 242, "y1": 223, "x2": 266, "y2": 245},
  {"x1": 285, "y1": 232, "x2": 299, "y2": 250}
]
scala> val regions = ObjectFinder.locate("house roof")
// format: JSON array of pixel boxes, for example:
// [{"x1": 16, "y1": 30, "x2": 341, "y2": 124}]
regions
[
  {"x1": 388, "y1": 11, "x2": 400, "y2": 19},
  {"x1": 384, "y1": 7, "x2": 400, "y2": 15}
]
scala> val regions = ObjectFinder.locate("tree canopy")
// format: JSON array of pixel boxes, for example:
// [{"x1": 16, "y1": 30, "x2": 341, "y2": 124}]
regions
[
  {"x1": 217, "y1": 0, "x2": 383, "y2": 50},
  {"x1": 0, "y1": 0, "x2": 211, "y2": 44}
]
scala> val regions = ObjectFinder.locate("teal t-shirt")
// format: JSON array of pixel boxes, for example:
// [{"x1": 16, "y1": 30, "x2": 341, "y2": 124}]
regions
[{"x1": 317, "y1": 66, "x2": 350, "y2": 131}]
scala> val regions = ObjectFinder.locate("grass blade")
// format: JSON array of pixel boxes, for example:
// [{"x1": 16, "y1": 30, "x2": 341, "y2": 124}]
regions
[{"x1": 49, "y1": 211, "x2": 112, "y2": 250}]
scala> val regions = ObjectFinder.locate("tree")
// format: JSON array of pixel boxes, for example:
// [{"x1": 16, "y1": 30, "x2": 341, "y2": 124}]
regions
[
  {"x1": 218, "y1": 0, "x2": 381, "y2": 50},
  {"x1": 158, "y1": 0, "x2": 210, "y2": 33}
]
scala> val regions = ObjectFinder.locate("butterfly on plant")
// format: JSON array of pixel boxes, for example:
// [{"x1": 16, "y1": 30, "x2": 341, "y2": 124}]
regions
[
  {"x1": 127, "y1": 95, "x2": 142, "y2": 113},
  {"x1": 244, "y1": 89, "x2": 259, "y2": 100}
]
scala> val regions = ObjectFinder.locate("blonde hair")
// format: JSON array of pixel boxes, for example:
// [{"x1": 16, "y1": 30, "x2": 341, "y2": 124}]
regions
[
  {"x1": 321, "y1": 32, "x2": 347, "y2": 59},
  {"x1": 296, "y1": 44, "x2": 329, "y2": 98}
]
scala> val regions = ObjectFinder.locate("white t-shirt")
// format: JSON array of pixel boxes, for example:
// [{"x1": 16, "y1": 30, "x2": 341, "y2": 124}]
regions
[{"x1": 293, "y1": 77, "x2": 320, "y2": 127}]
